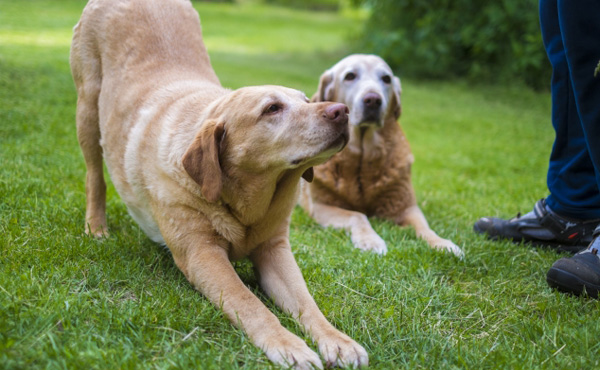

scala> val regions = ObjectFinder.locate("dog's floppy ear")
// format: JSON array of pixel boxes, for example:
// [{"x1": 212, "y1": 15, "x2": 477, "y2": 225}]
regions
[
  {"x1": 182, "y1": 120, "x2": 225, "y2": 203},
  {"x1": 311, "y1": 70, "x2": 335, "y2": 102},
  {"x1": 390, "y1": 75, "x2": 402, "y2": 120}
]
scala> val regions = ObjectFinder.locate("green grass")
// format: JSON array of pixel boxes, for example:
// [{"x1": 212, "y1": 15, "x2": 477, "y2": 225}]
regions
[{"x1": 1, "y1": 1, "x2": 600, "y2": 369}]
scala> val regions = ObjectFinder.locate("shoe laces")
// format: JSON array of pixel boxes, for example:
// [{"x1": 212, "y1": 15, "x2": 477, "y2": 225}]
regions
[
  {"x1": 591, "y1": 226, "x2": 600, "y2": 255},
  {"x1": 509, "y1": 212, "x2": 522, "y2": 222},
  {"x1": 579, "y1": 238, "x2": 600, "y2": 256}
]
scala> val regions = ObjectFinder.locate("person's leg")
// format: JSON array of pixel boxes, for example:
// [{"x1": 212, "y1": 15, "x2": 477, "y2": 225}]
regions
[
  {"x1": 540, "y1": 0, "x2": 600, "y2": 220},
  {"x1": 473, "y1": 0, "x2": 600, "y2": 252},
  {"x1": 546, "y1": 0, "x2": 600, "y2": 298},
  {"x1": 544, "y1": 0, "x2": 600, "y2": 220},
  {"x1": 557, "y1": 0, "x2": 600, "y2": 183}
]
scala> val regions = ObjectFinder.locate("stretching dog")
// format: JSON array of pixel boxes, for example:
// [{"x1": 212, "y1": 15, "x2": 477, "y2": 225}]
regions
[
  {"x1": 70, "y1": 0, "x2": 368, "y2": 368},
  {"x1": 301, "y1": 54, "x2": 463, "y2": 257}
]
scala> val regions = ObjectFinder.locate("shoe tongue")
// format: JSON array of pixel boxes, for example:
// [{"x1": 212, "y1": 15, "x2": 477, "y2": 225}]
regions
[{"x1": 533, "y1": 199, "x2": 547, "y2": 218}]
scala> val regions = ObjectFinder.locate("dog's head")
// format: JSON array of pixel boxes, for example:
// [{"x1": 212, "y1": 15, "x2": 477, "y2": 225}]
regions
[
  {"x1": 312, "y1": 54, "x2": 401, "y2": 128},
  {"x1": 182, "y1": 86, "x2": 349, "y2": 202}
]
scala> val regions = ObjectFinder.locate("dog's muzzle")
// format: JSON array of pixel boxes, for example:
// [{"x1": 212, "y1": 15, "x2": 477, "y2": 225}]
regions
[{"x1": 359, "y1": 92, "x2": 383, "y2": 126}]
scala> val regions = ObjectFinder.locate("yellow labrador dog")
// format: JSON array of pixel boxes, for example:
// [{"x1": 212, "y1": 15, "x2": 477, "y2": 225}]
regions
[
  {"x1": 70, "y1": 0, "x2": 368, "y2": 368},
  {"x1": 301, "y1": 54, "x2": 463, "y2": 257}
]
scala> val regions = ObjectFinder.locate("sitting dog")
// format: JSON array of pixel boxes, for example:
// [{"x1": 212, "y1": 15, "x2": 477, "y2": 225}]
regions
[
  {"x1": 301, "y1": 54, "x2": 463, "y2": 257},
  {"x1": 70, "y1": 0, "x2": 368, "y2": 368}
]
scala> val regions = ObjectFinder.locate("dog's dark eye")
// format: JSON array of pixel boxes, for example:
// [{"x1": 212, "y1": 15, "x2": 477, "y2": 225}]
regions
[
  {"x1": 264, "y1": 104, "x2": 282, "y2": 115},
  {"x1": 344, "y1": 72, "x2": 356, "y2": 81},
  {"x1": 381, "y1": 75, "x2": 392, "y2": 84}
]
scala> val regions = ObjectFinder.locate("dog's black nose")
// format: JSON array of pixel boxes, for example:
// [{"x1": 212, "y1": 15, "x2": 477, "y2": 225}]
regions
[
  {"x1": 363, "y1": 92, "x2": 382, "y2": 110},
  {"x1": 323, "y1": 103, "x2": 349, "y2": 126}
]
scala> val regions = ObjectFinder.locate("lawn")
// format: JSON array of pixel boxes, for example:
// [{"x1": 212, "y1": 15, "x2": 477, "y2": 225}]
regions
[{"x1": 1, "y1": 1, "x2": 599, "y2": 369}]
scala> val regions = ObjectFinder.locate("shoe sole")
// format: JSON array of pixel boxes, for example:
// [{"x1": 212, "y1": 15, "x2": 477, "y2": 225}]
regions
[
  {"x1": 546, "y1": 267, "x2": 600, "y2": 299},
  {"x1": 473, "y1": 225, "x2": 586, "y2": 254}
]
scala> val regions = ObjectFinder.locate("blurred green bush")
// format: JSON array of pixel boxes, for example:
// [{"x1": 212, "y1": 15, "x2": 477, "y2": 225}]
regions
[
  {"x1": 194, "y1": 0, "x2": 340, "y2": 11},
  {"x1": 359, "y1": 0, "x2": 551, "y2": 89}
]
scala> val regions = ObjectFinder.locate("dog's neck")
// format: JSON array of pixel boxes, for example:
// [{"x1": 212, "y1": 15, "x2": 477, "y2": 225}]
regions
[
  {"x1": 346, "y1": 124, "x2": 385, "y2": 162},
  {"x1": 220, "y1": 167, "x2": 302, "y2": 235}
]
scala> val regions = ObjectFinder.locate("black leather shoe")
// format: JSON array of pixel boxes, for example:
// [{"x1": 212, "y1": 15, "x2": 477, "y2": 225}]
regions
[
  {"x1": 546, "y1": 226, "x2": 600, "y2": 299},
  {"x1": 474, "y1": 199, "x2": 599, "y2": 253}
]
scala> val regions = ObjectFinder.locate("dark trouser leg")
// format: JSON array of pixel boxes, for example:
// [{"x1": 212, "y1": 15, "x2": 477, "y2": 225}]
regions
[
  {"x1": 473, "y1": 1, "x2": 600, "y2": 249},
  {"x1": 541, "y1": 0, "x2": 600, "y2": 219},
  {"x1": 546, "y1": 0, "x2": 600, "y2": 298}
]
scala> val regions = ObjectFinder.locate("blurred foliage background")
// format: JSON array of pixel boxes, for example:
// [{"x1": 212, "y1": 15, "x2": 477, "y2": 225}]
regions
[
  {"x1": 359, "y1": 0, "x2": 550, "y2": 89},
  {"x1": 199, "y1": 0, "x2": 552, "y2": 89}
]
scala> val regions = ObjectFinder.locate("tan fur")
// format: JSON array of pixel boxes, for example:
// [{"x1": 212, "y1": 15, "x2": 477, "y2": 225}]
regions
[
  {"x1": 302, "y1": 54, "x2": 463, "y2": 257},
  {"x1": 70, "y1": 1, "x2": 368, "y2": 368}
]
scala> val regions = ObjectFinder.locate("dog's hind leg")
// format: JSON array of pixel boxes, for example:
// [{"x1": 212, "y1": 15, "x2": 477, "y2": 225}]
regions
[{"x1": 70, "y1": 23, "x2": 107, "y2": 237}]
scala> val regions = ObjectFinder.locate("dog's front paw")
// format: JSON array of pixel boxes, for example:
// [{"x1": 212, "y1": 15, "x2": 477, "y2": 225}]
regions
[
  {"x1": 263, "y1": 332, "x2": 323, "y2": 370},
  {"x1": 85, "y1": 222, "x2": 109, "y2": 238},
  {"x1": 351, "y1": 230, "x2": 387, "y2": 255},
  {"x1": 317, "y1": 331, "x2": 369, "y2": 369},
  {"x1": 434, "y1": 239, "x2": 464, "y2": 258}
]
